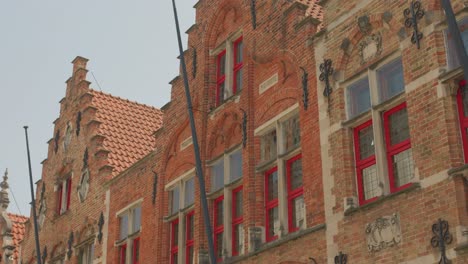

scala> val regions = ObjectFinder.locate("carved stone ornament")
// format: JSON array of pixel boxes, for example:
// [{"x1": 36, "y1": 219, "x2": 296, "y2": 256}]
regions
[
  {"x1": 358, "y1": 33, "x2": 383, "y2": 64},
  {"x1": 77, "y1": 169, "x2": 90, "y2": 203},
  {"x1": 358, "y1": 15, "x2": 372, "y2": 34},
  {"x1": 365, "y1": 213, "x2": 402, "y2": 252}
]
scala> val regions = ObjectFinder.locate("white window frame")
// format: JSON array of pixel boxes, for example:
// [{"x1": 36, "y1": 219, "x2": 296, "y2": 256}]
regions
[
  {"x1": 343, "y1": 54, "x2": 414, "y2": 204},
  {"x1": 165, "y1": 169, "x2": 196, "y2": 264},
  {"x1": 116, "y1": 200, "x2": 142, "y2": 264},
  {"x1": 207, "y1": 146, "x2": 244, "y2": 259},
  {"x1": 254, "y1": 103, "x2": 305, "y2": 241}
]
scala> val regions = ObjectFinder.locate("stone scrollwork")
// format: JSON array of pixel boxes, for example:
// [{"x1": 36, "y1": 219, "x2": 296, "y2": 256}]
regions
[
  {"x1": 358, "y1": 33, "x2": 383, "y2": 64},
  {"x1": 365, "y1": 213, "x2": 402, "y2": 252}
]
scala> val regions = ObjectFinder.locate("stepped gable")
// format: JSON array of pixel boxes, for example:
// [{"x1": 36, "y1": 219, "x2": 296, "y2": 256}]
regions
[
  {"x1": 295, "y1": 0, "x2": 324, "y2": 28},
  {"x1": 90, "y1": 89, "x2": 163, "y2": 177},
  {"x1": 7, "y1": 213, "x2": 28, "y2": 261}
]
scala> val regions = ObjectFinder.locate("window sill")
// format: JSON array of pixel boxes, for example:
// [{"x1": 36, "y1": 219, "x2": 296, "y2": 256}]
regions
[
  {"x1": 222, "y1": 224, "x2": 326, "y2": 264},
  {"x1": 371, "y1": 92, "x2": 405, "y2": 113},
  {"x1": 207, "y1": 188, "x2": 224, "y2": 199},
  {"x1": 163, "y1": 212, "x2": 179, "y2": 222},
  {"x1": 255, "y1": 159, "x2": 277, "y2": 173},
  {"x1": 448, "y1": 163, "x2": 468, "y2": 177},
  {"x1": 225, "y1": 177, "x2": 243, "y2": 189},
  {"x1": 181, "y1": 204, "x2": 195, "y2": 213},
  {"x1": 344, "y1": 183, "x2": 420, "y2": 216},
  {"x1": 209, "y1": 91, "x2": 242, "y2": 117}
]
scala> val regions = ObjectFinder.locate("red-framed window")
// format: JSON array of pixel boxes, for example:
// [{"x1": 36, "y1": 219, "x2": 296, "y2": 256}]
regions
[
  {"x1": 354, "y1": 120, "x2": 379, "y2": 205},
  {"x1": 457, "y1": 80, "x2": 468, "y2": 163},
  {"x1": 265, "y1": 167, "x2": 279, "y2": 242},
  {"x1": 216, "y1": 50, "x2": 227, "y2": 106},
  {"x1": 231, "y1": 186, "x2": 243, "y2": 256},
  {"x1": 286, "y1": 154, "x2": 304, "y2": 233},
  {"x1": 384, "y1": 102, "x2": 414, "y2": 193},
  {"x1": 185, "y1": 211, "x2": 194, "y2": 264},
  {"x1": 119, "y1": 244, "x2": 127, "y2": 264},
  {"x1": 213, "y1": 195, "x2": 224, "y2": 262},
  {"x1": 170, "y1": 219, "x2": 179, "y2": 264},
  {"x1": 233, "y1": 37, "x2": 243, "y2": 94},
  {"x1": 132, "y1": 237, "x2": 140, "y2": 264}
]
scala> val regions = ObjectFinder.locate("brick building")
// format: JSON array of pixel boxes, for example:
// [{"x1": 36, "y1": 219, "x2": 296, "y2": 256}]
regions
[{"x1": 13, "y1": 0, "x2": 468, "y2": 263}]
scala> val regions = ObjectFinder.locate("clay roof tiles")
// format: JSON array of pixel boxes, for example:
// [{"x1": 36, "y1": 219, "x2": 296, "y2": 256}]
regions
[
  {"x1": 89, "y1": 90, "x2": 163, "y2": 177},
  {"x1": 7, "y1": 213, "x2": 28, "y2": 261}
]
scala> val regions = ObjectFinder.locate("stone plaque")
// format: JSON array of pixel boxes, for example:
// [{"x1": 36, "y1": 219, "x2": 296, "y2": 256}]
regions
[
  {"x1": 365, "y1": 213, "x2": 402, "y2": 252},
  {"x1": 259, "y1": 73, "x2": 279, "y2": 94}
]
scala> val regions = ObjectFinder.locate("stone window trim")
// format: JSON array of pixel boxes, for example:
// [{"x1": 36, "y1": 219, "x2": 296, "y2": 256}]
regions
[
  {"x1": 115, "y1": 201, "x2": 142, "y2": 264},
  {"x1": 49, "y1": 254, "x2": 66, "y2": 264},
  {"x1": 211, "y1": 30, "x2": 244, "y2": 108},
  {"x1": 165, "y1": 169, "x2": 197, "y2": 264},
  {"x1": 253, "y1": 104, "x2": 304, "y2": 243},
  {"x1": 443, "y1": 16, "x2": 468, "y2": 71},
  {"x1": 205, "y1": 146, "x2": 244, "y2": 260},
  {"x1": 342, "y1": 55, "x2": 415, "y2": 206}
]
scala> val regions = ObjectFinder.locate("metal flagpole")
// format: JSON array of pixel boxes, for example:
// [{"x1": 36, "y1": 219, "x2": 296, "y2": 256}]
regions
[
  {"x1": 169, "y1": 0, "x2": 217, "y2": 263},
  {"x1": 23, "y1": 126, "x2": 42, "y2": 264},
  {"x1": 441, "y1": 0, "x2": 468, "y2": 81}
]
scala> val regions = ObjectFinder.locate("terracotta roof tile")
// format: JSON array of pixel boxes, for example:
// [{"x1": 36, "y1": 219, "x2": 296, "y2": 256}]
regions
[
  {"x1": 7, "y1": 213, "x2": 28, "y2": 261},
  {"x1": 89, "y1": 90, "x2": 163, "y2": 177}
]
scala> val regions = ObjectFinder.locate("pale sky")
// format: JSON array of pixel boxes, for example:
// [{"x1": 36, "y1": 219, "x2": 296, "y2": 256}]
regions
[{"x1": 0, "y1": 0, "x2": 197, "y2": 216}]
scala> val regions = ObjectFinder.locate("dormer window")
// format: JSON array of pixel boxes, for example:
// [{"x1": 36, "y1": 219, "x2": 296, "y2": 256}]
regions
[{"x1": 215, "y1": 35, "x2": 244, "y2": 107}]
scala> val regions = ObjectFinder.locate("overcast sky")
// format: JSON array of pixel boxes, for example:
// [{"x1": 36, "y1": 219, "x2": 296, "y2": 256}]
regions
[{"x1": 0, "y1": 0, "x2": 196, "y2": 216}]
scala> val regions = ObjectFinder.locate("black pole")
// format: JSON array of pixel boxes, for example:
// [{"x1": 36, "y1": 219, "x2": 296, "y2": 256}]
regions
[
  {"x1": 170, "y1": 1, "x2": 217, "y2": 263},
  {"x1": 23, "y1": 126, "x2": 42, "y2": 264},
  {"x1": 441, "y1": 0, "x2": 468, "y2": 81}
]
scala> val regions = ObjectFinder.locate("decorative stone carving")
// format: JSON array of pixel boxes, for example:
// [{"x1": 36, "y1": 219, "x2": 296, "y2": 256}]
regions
[
  {"x1": 38, "y1": 183, "x2": 47, "y2": 229},
  {"x1": 358, "y1": 33, "x2": 383, "y2": 64},
  {"x1": 365, "y1": 213, "x2": 402, "y2": 252},
  {"x1": 358, "y1": 15, "x2": 372, "y2": 34},
  {"x1": 340, "y1": 38, "x2": 351, "y2": 54},
  {"x1": 77, "y1": 169, "x2": 90, "y2": 202}
]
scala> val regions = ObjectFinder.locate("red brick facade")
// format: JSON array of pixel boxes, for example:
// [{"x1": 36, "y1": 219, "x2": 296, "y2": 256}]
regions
[{"x1": 14, "y1": 0, "x2": 468, "y2": 263}]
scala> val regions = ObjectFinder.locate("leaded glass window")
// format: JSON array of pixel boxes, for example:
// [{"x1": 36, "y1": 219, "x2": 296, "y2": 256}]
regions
[{"x1": 282, "y1": 115, "x2": 301, "y2": 153}]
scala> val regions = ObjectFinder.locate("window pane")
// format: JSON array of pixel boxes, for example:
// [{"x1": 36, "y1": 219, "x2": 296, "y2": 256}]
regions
[
  {"x1": 347, "y1": 77, "x2": 371, "y2": 118},
  {"x1": 393, "y1": 148, "x2": 414, "y2": 187},
  {"x1": 291, "y1": 195, "x2": 305, "y2": 230},
  {"x1": 261, "y1": 129, "x2": 277, "y2": 162},
  {"x1": 362, "y1": 164, "x2": 379, "y2": 200},
  {"x1": 389, "y1": 108, "x2": 410, "y2": 145},
  {"x1": 187, "y1": 213, "x2": 194, "y2": 241},
  {"x1": 119, "y1": 214, "x2": 128, "y2": 240},
  {"x1": 445, "y1": 18, "x2": 468, "y2": 69},
  {"x1": 359, "y1": 125, "x2": 375, "y2": 160},
  {"x1": 377, "y1": 59, "x2": 404, "y2": 102},
  {"x1": 170, "y1": 187, "x2": 180, "y2": 214},
  {"x1": 120, "y1": 245, "x2": 127, "y2": 264},
  {"x1": 133, "y1": 239, "x2": 139, "y2": 264},
  {"x1": 235, "y1": 69, "x2": 243, "y2": 92},
  {"x1": 172, "y1": 222, "x2": 179, "y2": 246},
  {"x1": 211, "y1": 160, "x2": 224, "y2": 191},
  {"x1": 282, "y1": 115, "x2": 301, "y2": 152},
  {"x1": 233, "y1": 224, "x2": 243, "y2": 255},
  {"x1": 230, "y1": 150, "x2": 242, "y2": 182},
  {"x1": 133, "y1": 207, "x2": 141, "y2": 233},
  {"x1": 185, "y1": 178, "x2": 195, "y2": 207},
  {"x1": 267, "y1": 207, "x2": 279, "y2": 238},
  {"x1": 267, "y1": 170, "x2": 278, "y2": 201},
  {"x1": 234, "y1": 190, "x2": 243, "y2": 218},
  {"x1": 235, "y1": 40, "x2": 243, "y2": 64},
  {"x1": 88, "y1": 244, "x2": 94, "y2": 264},
  {"x1": 289, "y1": 158, "x2": 303, "y2": 191},
  {"x1": 217, "y1": 82, "x2": 225, "y2": 105},
  {"x1": 187, "y1": 246, "x2": 194, "y2": 264},
  {"x1": 215, "y1": 232, "x2": 224, "y2": 260},
  {"x1": 171, "y1": 253, "x2": 178, "y2": 264},
  {"x1": 462, "y1": 89, "x2": 468, "y2": 116},
  {"x1": 215, "y1": 199, "x2": 224, "y2": 227},
  {"x1": 218, "y1": 53, "x2": 226, "y2": 76}
]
